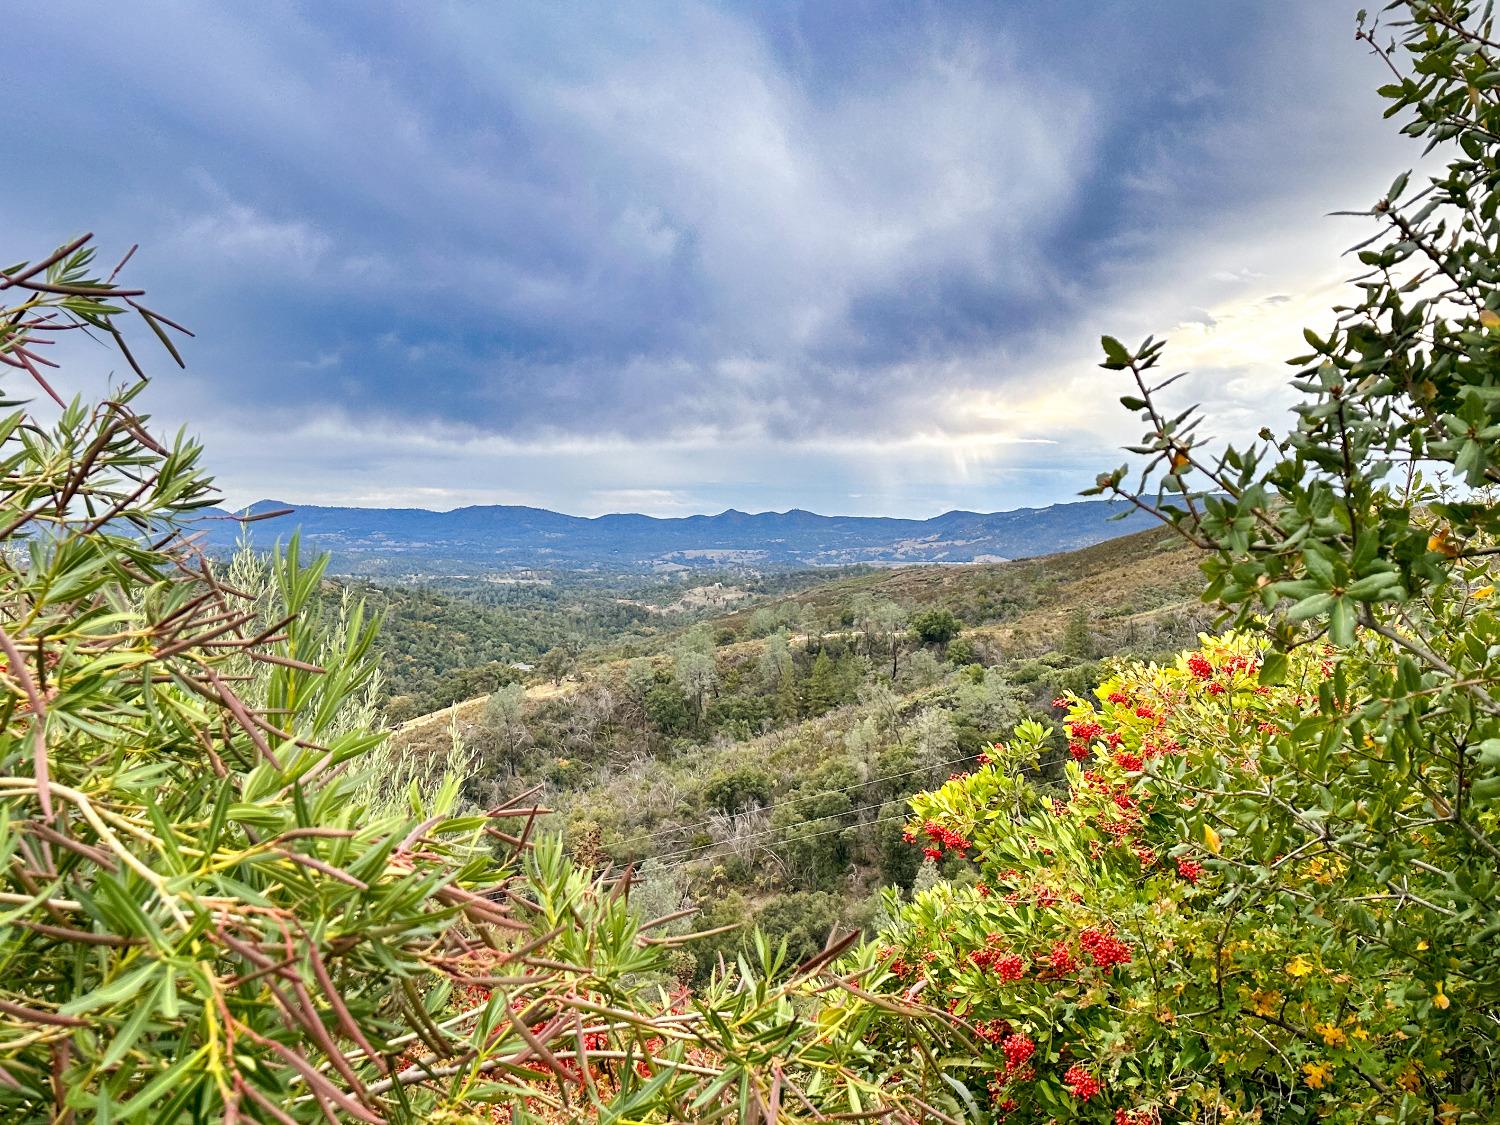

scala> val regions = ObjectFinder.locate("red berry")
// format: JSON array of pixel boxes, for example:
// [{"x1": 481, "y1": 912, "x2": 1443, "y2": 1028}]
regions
[
  {"x1": 1063, "y1": 1063, "x2": 1101, "y2": 1101},
  {"x1": 1002, "y1": 1033, "x2": 1035, "y2": 1070}
]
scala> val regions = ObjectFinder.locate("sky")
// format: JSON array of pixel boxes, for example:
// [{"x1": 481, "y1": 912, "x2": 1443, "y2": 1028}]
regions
[{"x1": 9, "y1": 2, "x2": 1415, "y2": 518}]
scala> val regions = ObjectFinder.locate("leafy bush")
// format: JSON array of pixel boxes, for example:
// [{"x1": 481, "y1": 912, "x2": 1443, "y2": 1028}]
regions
[
  {"x1": 872, "y1": 5, "x2": 1500, "y2": 1119},
  {"x1": 884, "y1": 4, "x2": 1500, "y2": 1117},
  {"x1": 886, "y1": 637, "x2": 1486, "y2": 1119},
  {"x1": 703, "y1": 766, "x2": 774, "y2": 815},
  {"x1": 0, "y1": 238, "x2": 957, "y2": 1121},
  {"x1": 910, "y1": 609, "x2": 962, "y2": 647}
]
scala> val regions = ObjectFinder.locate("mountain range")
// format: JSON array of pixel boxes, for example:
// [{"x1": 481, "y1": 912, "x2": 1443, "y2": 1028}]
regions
[{"x1": 196, "y1": 499, "x2": 1153, "y2": 575}]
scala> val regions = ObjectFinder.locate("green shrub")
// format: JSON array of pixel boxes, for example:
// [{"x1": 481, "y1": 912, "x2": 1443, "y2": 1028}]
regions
[{"x1": 0, "y1": 236, "x2": 945, "y2": 1122}]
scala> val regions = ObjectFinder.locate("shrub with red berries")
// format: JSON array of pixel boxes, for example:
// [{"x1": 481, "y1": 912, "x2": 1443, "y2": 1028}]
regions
[
  {"x1": 876, "y1": 636, "x2": 1432, "y2": 1119},
  {"x1": 1063, "y1": 1063, "x2": 1101, "y2": 1102}
]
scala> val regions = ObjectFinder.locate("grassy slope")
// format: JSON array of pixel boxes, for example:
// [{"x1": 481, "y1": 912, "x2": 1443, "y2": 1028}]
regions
[{"x1": 391, "y1": 525, "x2": 1204, "y2": 772}]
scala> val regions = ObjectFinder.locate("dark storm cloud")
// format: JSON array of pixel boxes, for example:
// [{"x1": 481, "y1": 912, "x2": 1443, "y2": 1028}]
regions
[{"x1": 4, "y1": 1, "x2": 1412, "y2": 512}]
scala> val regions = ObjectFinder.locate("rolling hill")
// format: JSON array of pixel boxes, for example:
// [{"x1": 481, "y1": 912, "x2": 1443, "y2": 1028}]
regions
[{"x1": 200, "y1": 498, "x2": 1151, "y2": 575}]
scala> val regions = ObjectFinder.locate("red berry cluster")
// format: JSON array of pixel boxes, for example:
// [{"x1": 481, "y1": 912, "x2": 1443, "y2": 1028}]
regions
[
  {"x1": 1176, "y1": 856, "x2": 1204, "y2": 884},
  {"x1": 970, "y1": 945, "x2": 1027, "y2": 981},
  {"x1": 987, "y1": 1033, "x2": 1038, "y2": 1109},
  {"x1": 1049, "y1": 939, "x2": 1078, "y2": 974},
  {"x1": 1190, "y1": 650, "x2": 1257, "y2": 689},
  {"x1": 920, "y1": 819, "x2": 972, "y2": 857},
  {"x1": 1106, "y1": 690, "x2": 1131, "y2": 705},
  {"x1": 1079, "y1": 927, "x2": 1132, "y2": 970},
  {"x1": 1002, "y1": 1033, "x2": 1035, "y2": 1070},
  {"x1": 994, "y1": 953, "x2": 1026, "y2": 981},
  {"x1": 974, "y1": 1018, "x2": 1012, "y2": 1045},
  {"x1": 1063, "y1": 1063, "x2": 1101, "y2": 1101},
  {"x1": 1069, "y1": 718, "x2": 1103, "y2": 742},
  {"x1": 1116, "y1": 1108, "x2": 1160, "y2": 1125},
  {"x1": 1142, "y1": 736, "x2": 1183, "y2": 758},
  {"x1": 1113, "y1": 750, "x2": 1143, "y2": 772}
]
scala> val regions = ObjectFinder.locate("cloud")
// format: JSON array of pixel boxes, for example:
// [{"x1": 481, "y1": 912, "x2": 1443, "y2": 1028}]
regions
[
  {"x1": 173, "y1": 202, "x2": 332, "y2": 269},
  {"x1": 4, "y1": 1, "x2": 1415, "y2": 517}
]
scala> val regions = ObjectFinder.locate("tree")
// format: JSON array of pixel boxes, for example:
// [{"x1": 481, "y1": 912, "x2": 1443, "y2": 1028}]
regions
[
  {"x1": 538, "y1": 643, "x2": 574, "y2": 684},
  {"x1": 672, "y1": 646, "x2": 718, "y2": 726},
  {"x1": 759, "y1": 627, "x2": 799, "y2": 722},
  {"x1": 802, "y1": 649, "x2": 839, "y2": 715},
  {"x1": 945, "y1": 633, "x2": 980, "y2": 666},
  {"x1": 758, "y1": 627, "x2": 794, "y2": 690},
  {"x1": 908, "y1": 707, "x2": 957, "y2": 778},
  {"x1": 704, "y1": 767, "x2": 774, "y2": 816},
  {"x1": 1061, "y1": 606, "x2": 1094, "y2": 659},
  {"x1": 773, "y1": 790, "x2": 855, "y2": 887},
  {"x1": 643, "y1": 678, "x2": 692, "y2": 736},
  {"x1": 909, "y1": 608, "x2": 961, "y2": 647},
  {"x1": 483, "y1": 681, "x2": 527, "y2": 745},
  {"x1": 871, "y1": 600, "x2": 910, "y2": 679}
]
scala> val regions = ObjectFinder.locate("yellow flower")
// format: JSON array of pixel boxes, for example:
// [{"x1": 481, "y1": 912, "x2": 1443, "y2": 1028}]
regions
[
  {"x1": 1251, "y1": 990, "x2": 1281, "y2": 1017},
  {"x1": 1416, "y1": 939, "x2": 1429, "y2": 951},
  {"x1": 1315, "y1": 1022, "x2": 1347, "y2": 1047},
  {"x1": 1286, "y1": 955, "x2": 1315, "y2": 978},
  {"x1": 1302, "y1": 1061, "x2": 1334, "y2": 1089},
  {"x1": 1351, "y1": 1026, "x2": 1369, "y2": 1041},
  {"x1": 1433, "y1": 982, "x2": 1451, "y2": 1010}
]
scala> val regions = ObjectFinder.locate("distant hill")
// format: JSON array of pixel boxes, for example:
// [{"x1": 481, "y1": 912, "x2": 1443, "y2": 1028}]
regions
[{"x1": 197, "y1": 498, "x2": 1151, "y2": 575}]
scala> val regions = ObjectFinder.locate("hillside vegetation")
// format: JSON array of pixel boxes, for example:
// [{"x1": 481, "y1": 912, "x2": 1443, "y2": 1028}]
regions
[
  {"x1": 4, "y1": 5, "x2": 1500, "y2": 1121},
  {"x1": 352, "y1": 565, "x2": 878, "y2": 720},
  {"x1": 389, "y1": 526, "x2": 1207, "y2": 977}
]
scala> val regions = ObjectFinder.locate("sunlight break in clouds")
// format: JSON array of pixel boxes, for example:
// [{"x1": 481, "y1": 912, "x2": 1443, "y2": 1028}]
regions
[{"x1": 4, "y1": 1, "x2": 1411, "y2": 517}]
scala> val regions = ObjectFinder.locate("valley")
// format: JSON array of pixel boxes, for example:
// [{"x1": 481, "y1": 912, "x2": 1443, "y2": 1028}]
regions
[{"x1": 378, "y1": 525, "x2": 1207, "y2": 978}]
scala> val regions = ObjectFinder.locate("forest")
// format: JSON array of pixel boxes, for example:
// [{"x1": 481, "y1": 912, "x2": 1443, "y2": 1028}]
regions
[{"x1": 0, "y1": 3, "x2": 1497, "y2": 1122}]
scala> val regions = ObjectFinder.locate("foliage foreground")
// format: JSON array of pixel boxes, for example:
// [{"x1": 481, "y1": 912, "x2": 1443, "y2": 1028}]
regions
[
  {"x1": 4, "y1": 1, "x2": 1500, "y2": 1121},
  {"x1": 0, "y1": 247, "x2": 961, "y2": 1120}
]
